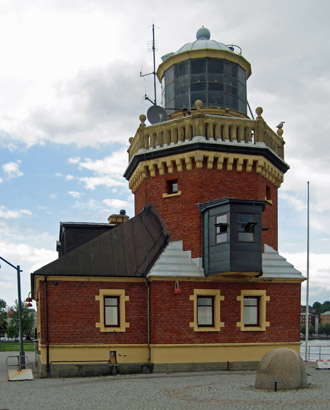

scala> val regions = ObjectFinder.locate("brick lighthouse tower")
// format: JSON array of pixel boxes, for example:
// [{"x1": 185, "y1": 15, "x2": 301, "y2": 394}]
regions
[
  {"x1": 31, "y1": 27, "x2": 305, "y2": 377},
  {"x1": 124, "y1": 26, "x2": 288, "y2": 277}
]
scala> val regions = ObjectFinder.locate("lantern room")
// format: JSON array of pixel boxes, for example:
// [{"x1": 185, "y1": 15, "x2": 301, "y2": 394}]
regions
[{"x1": 157, "y1": 26, "x2": 252, "y2": 116}]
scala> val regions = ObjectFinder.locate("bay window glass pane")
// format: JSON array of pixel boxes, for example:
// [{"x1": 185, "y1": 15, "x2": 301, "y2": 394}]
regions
[{"x1": 215, "y1": 214, "x2": 228, "y2": 243}]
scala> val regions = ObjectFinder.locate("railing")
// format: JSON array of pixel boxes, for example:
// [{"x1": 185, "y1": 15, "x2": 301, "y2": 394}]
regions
[
  {"x1": 128, "y1": 104, "x2": 285, "y2": 162},
  {"x1": 300, "y1": 344, "x2": 330, "y2": 361}
]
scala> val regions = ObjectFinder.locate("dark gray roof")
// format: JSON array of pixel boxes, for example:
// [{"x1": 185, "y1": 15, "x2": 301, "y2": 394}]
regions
[{"x1": 31, "y1": 206, "x2": 169, "y2": 281}]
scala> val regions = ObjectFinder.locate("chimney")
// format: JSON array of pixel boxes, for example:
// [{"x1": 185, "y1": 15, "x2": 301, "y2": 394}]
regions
[{"x1": 108, "y1": 209, "x2": 129, "y2": 225}]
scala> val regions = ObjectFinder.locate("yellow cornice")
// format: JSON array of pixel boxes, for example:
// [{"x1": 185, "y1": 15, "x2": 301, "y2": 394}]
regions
[
  {"x1": 157, "y1": 49, "x2": 252, "y2": 80},
  {"x1": 128, "y1": 150, "x2": 284, "y2": 193}
]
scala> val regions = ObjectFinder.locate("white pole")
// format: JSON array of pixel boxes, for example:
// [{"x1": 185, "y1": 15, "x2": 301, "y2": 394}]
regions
[{"x1": 305, "y1": 181, "x2": 310, "y2": 361}]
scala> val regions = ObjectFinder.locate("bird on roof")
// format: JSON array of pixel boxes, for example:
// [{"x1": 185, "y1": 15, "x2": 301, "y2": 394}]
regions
[{"x1": 276, "y1": 121, "x2": 285, "y2": 129}]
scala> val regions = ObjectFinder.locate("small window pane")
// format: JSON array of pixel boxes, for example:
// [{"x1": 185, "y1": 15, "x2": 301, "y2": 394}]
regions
[
  {"x1": 191, "y1": 59, "x2": 206, "y2": 74},
  {"x1": 198, "y1": 297, "x2": 213, "y2": 306},
  {"x1": 238, "y1": 214, "x2": 255, "y2": 242},
  {"x1": 216, "y1": 214, "x2": 227, "y2": 224},
  {"x1": 198, "y1": 307, "x2": 213, "y2": 325},
  {"x1": 105, "y1": 307, "x2": 118, "y2": 326},
  {"x1": 208, "y1": 59, "x2": 223, "y2": 74},
  {"x1": 175, "y1": 61, "x2": 188, "y2": 78},
  {"x1": 105, "y1": 297, "x2": 118, "y2": 306}
]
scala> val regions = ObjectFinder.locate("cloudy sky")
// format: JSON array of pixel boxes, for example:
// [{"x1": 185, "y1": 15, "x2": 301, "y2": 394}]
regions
[{"x1": 0, "y1": 0, "x2": 329, "y2": 308}]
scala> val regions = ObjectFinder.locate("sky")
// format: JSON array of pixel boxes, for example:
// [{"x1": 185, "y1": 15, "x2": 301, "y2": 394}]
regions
[{"x1": 0, "y1": 0, "x2": 329, "y2": 309}]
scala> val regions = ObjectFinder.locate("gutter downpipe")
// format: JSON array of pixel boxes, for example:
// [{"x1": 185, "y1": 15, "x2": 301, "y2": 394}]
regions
[
  {"x1": 144, "y1": 278, "x2": 151, "y2": 362},
  {"x1": 44, "y1": 276, "x2": 50, "y2": 376}
]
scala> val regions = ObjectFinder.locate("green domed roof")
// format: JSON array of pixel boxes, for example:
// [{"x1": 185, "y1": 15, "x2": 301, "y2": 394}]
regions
[{"x1": 175, "y1": 26, "x2": 232, "y2": 54}]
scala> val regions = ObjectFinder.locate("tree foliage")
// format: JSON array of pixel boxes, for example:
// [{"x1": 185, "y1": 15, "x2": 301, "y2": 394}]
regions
[
  {"x1": 6, "y1": 300, "x2": 34, "y2": 339},
  {"x1": 0, "y1": 299, "x2": 7, "y2": 336}
]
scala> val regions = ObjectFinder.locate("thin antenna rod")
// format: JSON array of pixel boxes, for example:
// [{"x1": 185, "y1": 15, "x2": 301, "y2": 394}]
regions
[
  {"x1": 152, "y1": 24, "x2": 157, "y2": 105},
  {"x1": 140, "y1": 24, "x2": 158, "y2": 106},
  {"x1": 305, "y1": 181, "x2": 310, "y2": 361}
]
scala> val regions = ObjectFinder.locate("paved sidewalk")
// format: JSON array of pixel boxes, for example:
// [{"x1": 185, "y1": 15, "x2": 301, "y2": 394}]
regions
[{"x1": 1, "y1": 352, "x2": 330, "y2": 409}]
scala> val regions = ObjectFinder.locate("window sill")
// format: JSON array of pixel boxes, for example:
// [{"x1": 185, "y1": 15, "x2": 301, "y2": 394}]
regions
[
  {"x1": 265, "y1": 197, "x2": 273, "y2": 205},
  {"x1": 162, "y1": 191, "x2": 182, "y2": 198},
  {"x1": 236, "y1": 323, "x2": 269, "y2": 332},
  {"x1": 189, "y1": 325, "x2": 221, "y2": 332}
]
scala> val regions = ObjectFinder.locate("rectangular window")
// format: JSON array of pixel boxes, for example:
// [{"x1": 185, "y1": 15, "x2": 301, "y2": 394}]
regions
[
  {"x1": 244, "y1": 297, "x2": 259, "y2": 326},
  {"x1": 238, "y1": 214, "x2": 256, "y2": 242},
  {"x1": 197, "y1": 296, "x2": 214, "y2": 326},
  {"x1": 167, "y1": 179, "x2": 178, "y2": 194},
  {"x1": 215, "y1": 214, "x2": 228, "y2": 243},
  {"x1": 104, "y1": 296, "x2": 120, "y2": 327},
  {"x1": 236, "y1": 290, "x2": 270, "y2": 332}
]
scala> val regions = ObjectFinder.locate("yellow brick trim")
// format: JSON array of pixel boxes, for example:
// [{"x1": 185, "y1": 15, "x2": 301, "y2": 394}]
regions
[
  {"x1": 162, "y1": 191, "x2": 182, "y2": 198},
  {"x1": 189, "y1": 289, "x2": 224, "y2": 332},
  {"x1": 236, "y1": 289, "x2": 270, "y2": 332},
  {"x1": 157, "y1": 49, "x2": 251, "y2": 80},
  {"x1": 95, "y1": 289, "x2": 129, "y2": 333},
  {"x1": 128, "y1": 150, "x2": 284, "y2": 193}
]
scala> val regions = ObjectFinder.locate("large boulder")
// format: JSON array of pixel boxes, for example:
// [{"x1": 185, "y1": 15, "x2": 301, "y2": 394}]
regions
[{"x1": 255, "y1": 348, "x2": 308, "y2": 390}]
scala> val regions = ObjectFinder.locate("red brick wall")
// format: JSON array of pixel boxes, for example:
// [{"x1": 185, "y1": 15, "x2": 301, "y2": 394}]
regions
[
  {"x1": 150, "y1": 281, "x2": 301, "y2": 345},
  {"x1": 134, "y1": 160, "x2": 278, "y2": 258},
  {"x1": 37, "y1": 279, "x2": 300, "y2": 348},
  {"x1": 38, "y1": 280, "x2": 148, "y2": 345}
]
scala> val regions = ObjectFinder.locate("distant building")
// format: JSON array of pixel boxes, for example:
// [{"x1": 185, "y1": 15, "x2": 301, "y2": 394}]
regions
[
  {"x1": 320, "y1": 311, "x2": 330, "y2": 324},
  {"x1": 31, "y1": 27, "x2": 304, "y2": 378}
]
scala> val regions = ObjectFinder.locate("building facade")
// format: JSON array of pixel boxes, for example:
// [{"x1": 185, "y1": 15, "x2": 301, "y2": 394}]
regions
[{"x1": 31, "y1": 27, "x2": 304, "y2": 378}]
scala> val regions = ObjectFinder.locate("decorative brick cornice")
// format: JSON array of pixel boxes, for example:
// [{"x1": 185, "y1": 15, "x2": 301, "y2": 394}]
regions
[{"x1": 128, "y1": 150, "x2": 284, "y2": 193}]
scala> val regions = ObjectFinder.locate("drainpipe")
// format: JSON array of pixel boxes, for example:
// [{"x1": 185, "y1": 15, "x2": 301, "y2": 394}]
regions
[
  {"x1": 144, "y1": 278, "x2": 151, "y2": 362},
  {"x1": 44, "y1": 276, "x2": 50, "y2": 376}
]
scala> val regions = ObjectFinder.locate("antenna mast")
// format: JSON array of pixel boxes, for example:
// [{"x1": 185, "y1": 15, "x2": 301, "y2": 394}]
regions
[{"x1": 140, "y1": 24, "x2": 158, "y2": 105}]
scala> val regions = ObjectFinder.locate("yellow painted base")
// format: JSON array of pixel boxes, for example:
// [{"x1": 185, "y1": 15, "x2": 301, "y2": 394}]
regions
[
  {"x1": 38, "y1": 344, "x2": 149, "y2": 365},
  {"x1": 150, "y1": 342, "x2": 300, "y2": 364},
  {"x1": 38, "y1": 342, "x2": 300, "y2": 366}
]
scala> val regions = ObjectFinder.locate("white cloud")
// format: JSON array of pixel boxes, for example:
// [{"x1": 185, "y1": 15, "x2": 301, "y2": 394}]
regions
[
  {"x1": 2, "y1": 160, "x2": 23, "y2": 179},
  {"x1": 102, "y1": 198, "x2": 129, "y2": 210},
  {"x1": 0, "y1": 240, "x2": 57, "y2": 306},
  {"x1": 0, "y1": 206, "x2": 31, "y2": 219},
  {"x1": 68, "y1": 191, "x2": 81, "y2": 198}
]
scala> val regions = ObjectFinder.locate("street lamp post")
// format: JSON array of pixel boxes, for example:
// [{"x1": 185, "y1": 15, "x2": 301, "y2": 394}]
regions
[{"x1": 0, "y1": 256, "x2": 25, "y2": 369}]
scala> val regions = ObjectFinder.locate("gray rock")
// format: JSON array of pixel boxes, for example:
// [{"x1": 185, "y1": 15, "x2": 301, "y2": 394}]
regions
[{"x1": 255, "y1": 348, "x2": 308, "y2": 390}]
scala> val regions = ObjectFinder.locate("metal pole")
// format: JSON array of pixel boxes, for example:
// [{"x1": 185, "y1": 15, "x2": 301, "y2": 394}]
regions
[
  {"x1": 152, "y1": 24, "x2": 157, "y2": 105},
  {"x1": 305, "y1": 181, "x2": 310, "y2": 361},
  {"x1": 0, "y1": 256, "x2": 25, "y2": 369},
  {"x1": 17, "y1": 265, "x2": 25, "y2": 369}
]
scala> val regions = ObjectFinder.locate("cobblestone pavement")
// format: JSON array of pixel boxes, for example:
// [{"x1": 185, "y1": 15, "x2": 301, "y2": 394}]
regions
[{"x1": 1, "y1": 352, "x2": 330, "y2": 409}]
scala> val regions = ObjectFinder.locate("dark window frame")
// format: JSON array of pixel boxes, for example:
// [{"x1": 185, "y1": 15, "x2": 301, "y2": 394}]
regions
[
  {"x1": 238, "y1": 213, "x2": 256, "y2": 242},
  {"x1": 243, "y1": 296, "x2": 260, "y2": 327},
  {"x1": 104, "y1": 296, "x2": 120, "y2": 327},
  {"x1": 197, "y1": 296, "x2": 214, "y2": 327},
  {"x1": 166, "y1": 179, "x2": 178, "y2": 194},
  {"x1": 215, "y1": 213, "x2": 229, "y2": 244}
]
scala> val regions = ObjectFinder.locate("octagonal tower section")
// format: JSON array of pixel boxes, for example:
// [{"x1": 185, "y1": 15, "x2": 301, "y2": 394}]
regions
[{"x1": 124, "y1": 27, "x2": 289, "y2": 276}]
